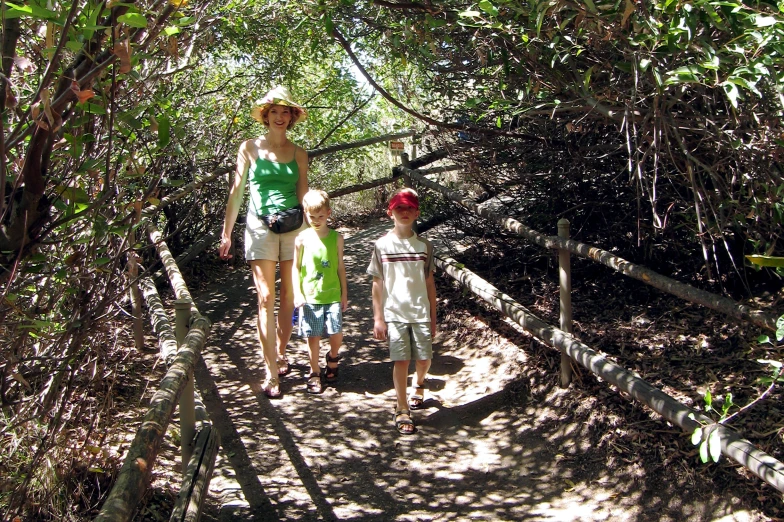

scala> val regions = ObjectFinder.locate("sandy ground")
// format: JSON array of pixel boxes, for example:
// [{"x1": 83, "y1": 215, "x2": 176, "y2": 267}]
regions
[{"x1": 187, "y1": 220, "x2": 765, "y2": 522}]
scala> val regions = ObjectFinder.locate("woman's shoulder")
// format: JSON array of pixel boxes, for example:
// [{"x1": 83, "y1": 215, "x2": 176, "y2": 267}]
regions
[
  {"x1": 238, "y1": 138, "x2": 260, "y2": 157},
  {"x1": 294, "y1": 143, "x2": 308, "y2": 160}
]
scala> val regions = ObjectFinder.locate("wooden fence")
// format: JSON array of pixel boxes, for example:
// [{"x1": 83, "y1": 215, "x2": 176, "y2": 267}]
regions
[
  {"x1": 95, "y1": 219, "x2": 219, "y2": 521},
  {"x1": 327, "y1": 151, "x2": 784, "y2": 493},
  {"x1": 95, "y1": 144, "x2": 783, "y2": 520}
]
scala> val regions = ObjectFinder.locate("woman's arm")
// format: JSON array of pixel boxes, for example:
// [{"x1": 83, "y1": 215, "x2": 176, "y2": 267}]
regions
[
  {"x1": 294, "y1": 145, "x2": 309, "y2": 202},
  {"x1": 292, "y1": 236, "x2": 305, "y2": 308},
  {"x1": 219, "y1": 141, "x2": 251, "y2": 259}
]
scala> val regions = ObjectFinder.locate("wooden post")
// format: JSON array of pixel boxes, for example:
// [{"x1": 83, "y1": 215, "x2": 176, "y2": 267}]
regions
[
  {"x1": 558, "y1": 218, "x2": 573, "y2": 388},
  {"x1": 398, "y1": 153, "x2": 418, "y2": 232},
  {"x1": 175, "y1": 300, "x2": 195, "y2": 479},
  {"x1": 400, "y1": 152, "x2": 412, "y2": 188},
  {"x1": 169, "y1": 425, "x2": 220, "y2": 522}
]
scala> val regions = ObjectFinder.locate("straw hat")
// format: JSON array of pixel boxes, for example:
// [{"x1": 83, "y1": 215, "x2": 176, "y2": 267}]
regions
[{"x1": 250, "y1": 86, "x2": 307, "y2": 125}]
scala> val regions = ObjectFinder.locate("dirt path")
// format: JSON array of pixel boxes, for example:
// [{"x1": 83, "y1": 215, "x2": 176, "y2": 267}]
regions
[{"x1": 192, "y1": 220, "x2": 763, "y2": 522}]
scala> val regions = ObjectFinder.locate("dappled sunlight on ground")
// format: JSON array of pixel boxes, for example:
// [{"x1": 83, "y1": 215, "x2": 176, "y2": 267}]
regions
[{"x1": 184, "y1": 220, "x2": 764, "y2": 522}]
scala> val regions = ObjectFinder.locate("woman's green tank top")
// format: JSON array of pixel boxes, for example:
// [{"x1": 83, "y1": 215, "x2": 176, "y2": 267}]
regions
[
  {"x1": 248, "y1": 156, "x2": 299, "y2": 216},
  {"x1": 299, "y1": 229, "x2": 341, "y2": 304}
]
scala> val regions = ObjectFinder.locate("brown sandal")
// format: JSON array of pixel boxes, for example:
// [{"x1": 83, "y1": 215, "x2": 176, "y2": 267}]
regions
[
  {"x1": 409, "y1": 384, "x2": 426, "y2": 410},
  {"x1": 394, "y1": 409, "x2": 415, "y2": 435},
  {"x1": 306, "y1": 372, "x2": 323, "y2": 394},
  {"x1": 325, "y1": 352, "x2": 340, "y2": 382},
  {"x1": 264, "y1": 377, "x2": 281, "y2": 399}
]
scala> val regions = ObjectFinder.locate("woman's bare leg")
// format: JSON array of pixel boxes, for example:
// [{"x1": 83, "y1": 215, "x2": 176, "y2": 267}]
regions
[
  {"x1": 276, "y1": 259, "x2": 295, "y2": 360},
  {"x1": 250, "y1": 260, "x2": 279, "y2": 383}
]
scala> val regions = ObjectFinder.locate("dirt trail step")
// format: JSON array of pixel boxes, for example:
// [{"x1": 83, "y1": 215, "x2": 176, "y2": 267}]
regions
[{"x1": 193, "y1": 220, "x2": 760, "y2": 522}]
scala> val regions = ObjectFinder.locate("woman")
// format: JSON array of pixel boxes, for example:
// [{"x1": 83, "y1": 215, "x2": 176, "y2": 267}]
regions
[{"x1": 219, "y1": 86, "x2": 308, "y2": 398}]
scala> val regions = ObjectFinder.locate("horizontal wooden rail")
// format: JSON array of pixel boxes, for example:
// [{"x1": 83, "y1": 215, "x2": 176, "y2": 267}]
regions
[
  {"x1": 309, "y1": 130, "x2": 417, "y2": 159},
  {"x1": 95, "y1": 317, "x2": 212, "y2": 522},
  {"x1": 148, "y1": 223, "x2": 201, "y2": 319},
  {"x1": 403, "y1": 167, "x2": 779, "y2": 332},
  {"x1": 327, "y1": 173, "x2": 402, "y2": 199},
  {"x1": 170, "y1": 425, "x2": 219, "y2": 522},
  {"x1": 435, "y1": 254, "x2": 784, "y2": 493},
  {"x1": 140, "y1": 277, "x2": 179, "y2": 364}
]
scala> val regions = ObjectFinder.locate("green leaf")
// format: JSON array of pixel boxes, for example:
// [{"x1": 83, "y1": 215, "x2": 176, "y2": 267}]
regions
[
  {"x1": 458, "y1": 10, "x2": 481, "y2": 18},
  {"x1": 164, "y1": 26, "x2": 181, "y2": 36},
  {"x1": 745, "y1": 255, "x2": 784, "y2": 267},
  {"x1": 691, "y1": 427, "x2": 702, "y2": 445},
  {"x1": 757, "y1": 334, "x2": 771, "y2": 344},
  {"x1": 664, "y1": 66, "x2": 703, "y2": 85},
  {"x1": 753, "y1": 15, "x2": 777, "y2": 27},
  {"x1": 83, "y1": 103, "x2": 107, "y2": 115},
  {"x1": 582, "y1": 0, "x2": 598, "y2": 14},
  {"x1": 55, "y1": 185, "x2": 91, "y2": 204},
  {"x1": 2, "y1": 1, "x2": 58, "y2": 20},
  {"x1": 758, "y1": 359, "x2": 783, "y2": 369},
  {"x1": 704, "y1": 389, "x2": 712, "y2": 408},
  {"x1": 323, "y1": 13, "x2": 334, "y2": 36},
  {"x1": 157, "y1": 116, "x2": 171, "y2": 148},
  {"x1": 722, "y1": 82, "x2": 739, "y2": 108},
  {"x1": 708, "y1": 429, "x2": 721, "y2": 462},
  {"x1": 699, "y1": 439, "x2": 709, "y2": 463},
  {"x1": 118, "y1": 13, "x2": 148, "y2": 28},
  {"x1": 478, "y1": 0, "x2": 499, "y2": 17}
]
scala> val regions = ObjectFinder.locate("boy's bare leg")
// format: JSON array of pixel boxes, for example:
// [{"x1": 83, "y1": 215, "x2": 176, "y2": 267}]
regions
[
  {"x1": 307, "y1": 336, "x2": 322, "y2": 375},
  {"x1": 393, "y1": 360, "x2": 410, "y2": 411},
  {"x1": 327, "y1": 332, "x2": 342, "y2": 374},
  {"x1": 414, "y1": 359, "x2": 431, "y2": 388}
]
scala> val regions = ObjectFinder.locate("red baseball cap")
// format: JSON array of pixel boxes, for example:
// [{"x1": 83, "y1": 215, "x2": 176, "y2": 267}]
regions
[{"x1": 388, "y1": 190, "x2": 419, "y2": 210}]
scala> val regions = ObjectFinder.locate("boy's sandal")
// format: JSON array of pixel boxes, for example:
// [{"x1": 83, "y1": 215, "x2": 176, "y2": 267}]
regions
[
  {"x1": 264, "y1": 377, "x2": 281, "y2": 399},
  {"x1": 324, "y1": 353, "x2": 340, "y2": 382},
  {"x1": 276, "y1": 357, "x2": 291, "y2": 376},
  {"x1": 394, "y1": 409, "x2": 416, "y2": 435},
  {"x1": 409, "y1": 384, "x2": 426, "y2": 410},
  {"x1": 306, "y1": 372, "x2": 323, "y2": 394}
]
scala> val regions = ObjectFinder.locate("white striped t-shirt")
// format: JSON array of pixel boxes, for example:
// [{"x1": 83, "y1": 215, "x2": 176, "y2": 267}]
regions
[{"x1": 367, "y1": 230, "x2": 435, "y2": 323}]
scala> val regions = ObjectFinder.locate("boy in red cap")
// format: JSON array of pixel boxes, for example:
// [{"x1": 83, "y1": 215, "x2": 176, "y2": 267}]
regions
[{"x1": 367, "y1": 188, "x2": 437, "y2": 435}]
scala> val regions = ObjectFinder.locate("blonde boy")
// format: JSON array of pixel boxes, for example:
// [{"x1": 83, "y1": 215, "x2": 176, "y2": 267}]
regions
[
  {"x1": 292, "y1": 190, "x2": 348, "y2": 394},
  {"x1": 367, "y1": 188, "x2": 437, "y2": 435}
]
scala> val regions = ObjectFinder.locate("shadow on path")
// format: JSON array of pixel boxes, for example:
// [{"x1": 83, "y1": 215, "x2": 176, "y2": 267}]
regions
[{"x1": 192, "y1": 220, "x2": 760, "y2": 522}]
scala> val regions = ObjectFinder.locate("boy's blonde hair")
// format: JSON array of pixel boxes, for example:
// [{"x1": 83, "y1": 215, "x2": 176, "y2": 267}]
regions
[{"x1": 302, "y1": 189, "x2": 331, "y2": 213}]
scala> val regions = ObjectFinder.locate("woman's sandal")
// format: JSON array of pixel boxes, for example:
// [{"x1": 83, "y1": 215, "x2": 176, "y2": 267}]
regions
[
  {"x1": 277, "y1": 357, "x2": 291, "y2": 376},
  {"x1": 264, "y1": 377, "x2": 281, "y2": 399},
  {"x1": 324, "y1": 352, "x2": 340, "y2": 382},
  {"x1": 409, "y1": 383, "x2": 426, "y2": 410},
  {"x1": 394, "y1": 409, "x2": 416, "y2": 435},
  {"x1": 306, "y1": 372, "x2": 323, "y2": 394}
]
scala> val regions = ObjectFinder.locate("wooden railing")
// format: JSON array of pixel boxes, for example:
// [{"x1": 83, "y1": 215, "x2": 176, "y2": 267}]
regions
[
  {"x1": 389, "y1": 153, "x2": 784, "y2": 493},
  {"x1": 95, "y1": 146, "x2": 783, "y2": 520},
  {"x1": 95, "y1": 208, "x2": 219, "y2": 521}
]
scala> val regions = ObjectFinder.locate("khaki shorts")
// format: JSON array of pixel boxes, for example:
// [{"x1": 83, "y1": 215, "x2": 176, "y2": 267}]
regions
[
  {"x1": 244, "y1": 212, "x2": 306, "y2": 262},
  {"x1": 387, "y1": 322, "x2": 432, "y2": 361}
]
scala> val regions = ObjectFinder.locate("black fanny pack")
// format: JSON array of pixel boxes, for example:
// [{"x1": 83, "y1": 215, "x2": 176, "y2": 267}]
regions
[{"x1": 259, "y1": 204, "x2": 303, "y2": 234}]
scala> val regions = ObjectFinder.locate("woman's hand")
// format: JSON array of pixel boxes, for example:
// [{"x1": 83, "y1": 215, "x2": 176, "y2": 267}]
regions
[{"x1": 219, "y1": 236, "x2": 232, "y2": 259}]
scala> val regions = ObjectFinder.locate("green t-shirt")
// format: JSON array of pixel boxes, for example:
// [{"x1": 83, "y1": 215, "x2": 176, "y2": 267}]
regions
[
  {"x1": 299, "y1": 229, "x2": 341, "y2": 304},
  {"x1": 248, "y1": 157, "x2": 299, "y2": 216}
]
